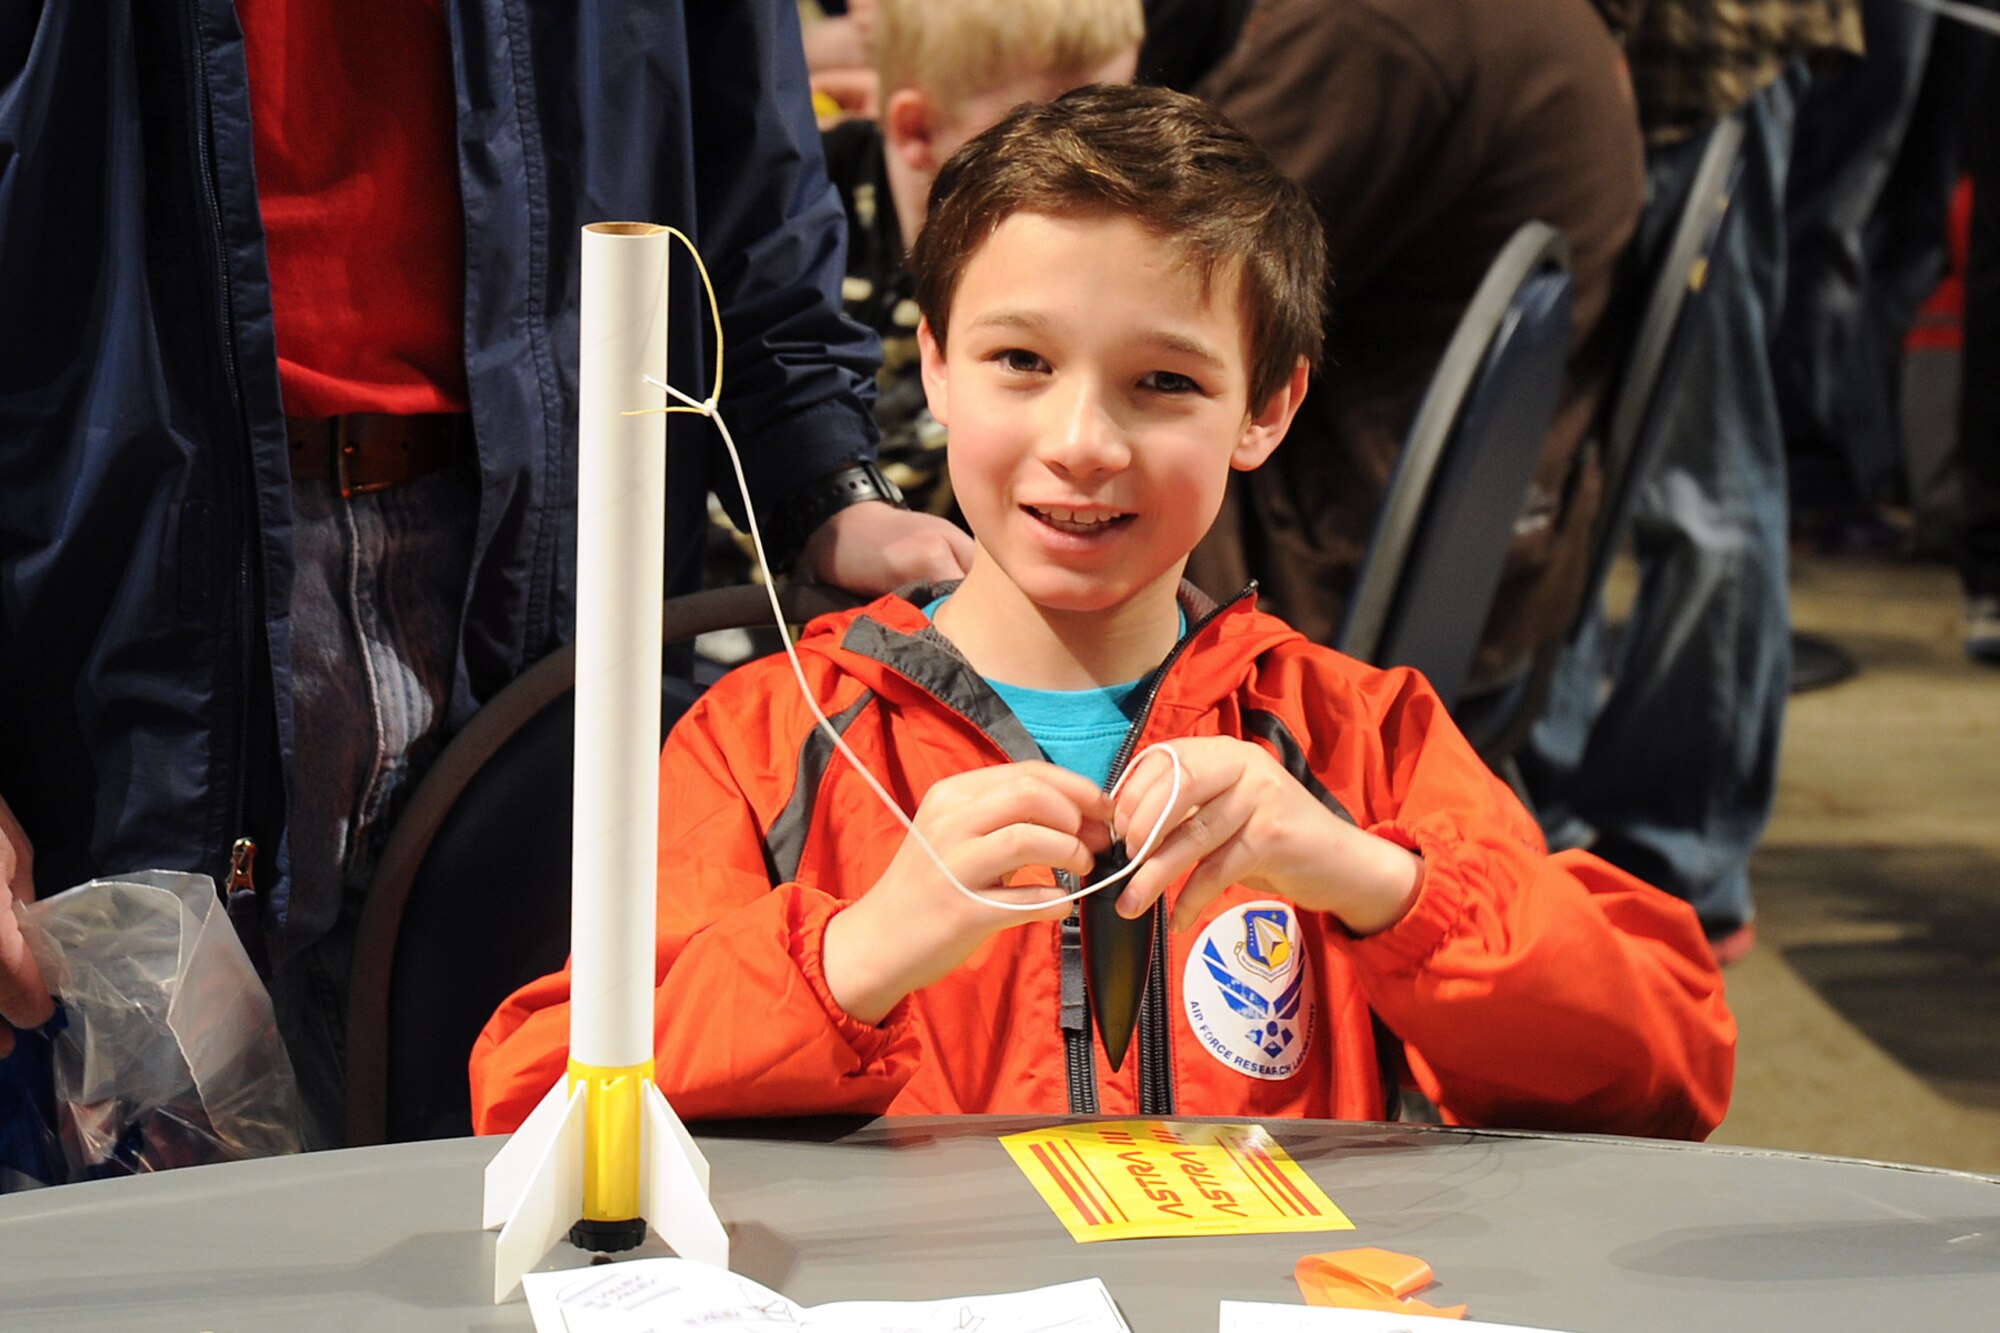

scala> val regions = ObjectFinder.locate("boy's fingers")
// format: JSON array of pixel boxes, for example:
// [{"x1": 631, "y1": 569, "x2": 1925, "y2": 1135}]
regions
[
  {"x1": 1117, "y1": 790, "x2": 1257, "y2": 918},
  {"x1": 998, "y1": 762, "x2": 1114, "y2": 816},
  {"x1": 1114, "y1": 747, "x2": 1242, "y2": 855},
  {"x1": 1111, "y1": 751, "x2": 1177, "y2": 830},
  {"x1": 1017, "y1": 762, "x2": 1117, "y2": 821},
  {"x1": 983, "y1": 892, "x2": 1075, "y2": 925},
  {"x1": 1127, "y1": 745, "x2": 1182, "y2": 788},
  {"x1": 1128, "y1": 830, "x2": 1250, "y2": 929},
  {"x1": 1108, "y1": 774, "x2": 1149, "y2": 845},
  {"x1": 1116, "y1": 780, "x2": 1181, "y2": 857},
  {"x1": 1117, "y1": 831, "x2": 1210, "y2": 916},
  {"x1": 1169, "y1": 853, "x2": 1250, "y2": 932},
  {"x1": 1114, "y1": 870, "x2": 1171, "y2": 919},
  {"x1": 1114, "y1": 815, "x2": 1204, "y2": 914},
  {"x1": 963, "y1": 825, "x2": 1099, "y2": 892},
  {"x1": 970, "y1": 879, "x2": 1082, "y2": 926},
  {"x1": 944, "y1": 768, "x2": 1105, "y2": 845}
]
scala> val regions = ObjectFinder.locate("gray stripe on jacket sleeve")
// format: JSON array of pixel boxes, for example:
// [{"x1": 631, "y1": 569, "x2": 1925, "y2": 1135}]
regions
[
  {"x1": 767, "y1": 691, "x2": 878, "y2": 885},
  {"x1": 1243, "y1": 708, "x2": 1358, "y2": 827}
]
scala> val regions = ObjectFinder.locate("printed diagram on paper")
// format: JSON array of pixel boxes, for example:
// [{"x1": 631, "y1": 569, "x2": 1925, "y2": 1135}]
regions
[
  {"x1": 1000, "y1": 1120, "x2": 1354, "y2": 1243},
  {"x1": 522, "y1": 1258, "x2": 1131, "y2": 1333}
]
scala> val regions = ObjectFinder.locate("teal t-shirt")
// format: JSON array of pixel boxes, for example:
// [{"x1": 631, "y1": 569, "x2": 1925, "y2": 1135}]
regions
[
  {"x1": 987, "y1": 676, "x2": 1144, "y2": 790},
  {"x1": 923, "y1": 596, "x2": 1181, "y2": 788}
]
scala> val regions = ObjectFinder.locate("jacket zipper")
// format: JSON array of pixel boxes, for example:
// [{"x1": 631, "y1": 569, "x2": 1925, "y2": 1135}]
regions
[
  {"x1": 1090, "y1": 585, "x2": 1258, "y2": 1117},
  {"x1": 1061, "y1": 914, "x2": 1098, "y2": 1113},
  {"x1": 182, "y1": 0, "x2": 268, "y2": 913},
  {"x1": 900, "y1": 670, "x2": 1099, "y2": 1112}
]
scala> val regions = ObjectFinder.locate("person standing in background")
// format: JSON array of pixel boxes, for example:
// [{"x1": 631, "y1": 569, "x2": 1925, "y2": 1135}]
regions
[
  {"x1": 0, "y1": 0, "x2": 970, "y2": 1151},
  {"x1": 1183, "y1": 0, "x2": 1646, "y2": 691},
  {"x1": 1521, "y1": 0, "x2": 1865, "y2": 961},
  {"x1": 1778, "y1": 0, "x2": 1993, "y2": 553}
]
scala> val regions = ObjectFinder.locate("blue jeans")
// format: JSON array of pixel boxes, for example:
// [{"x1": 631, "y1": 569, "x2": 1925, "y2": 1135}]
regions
[
  {"x1": 1778, "y1": 0, "x2": 1987, "y2": 513},
  {"x1": 1520, "y1": 68, "x2": 1806, "y2": 936},
  {"x1": 268, "y1": 465, "x2": 478, "y2": 1150}
]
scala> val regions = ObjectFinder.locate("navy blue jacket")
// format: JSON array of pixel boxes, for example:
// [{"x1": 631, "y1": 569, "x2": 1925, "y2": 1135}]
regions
[{"x1": 0, "y1": 1, "x2": 879, "y2": 963}]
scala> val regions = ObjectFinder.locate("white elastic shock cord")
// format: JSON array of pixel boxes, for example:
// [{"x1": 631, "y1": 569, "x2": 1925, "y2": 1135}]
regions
[{"x1": 629, "y1": 229, "x2": 1186, "y2": 915}]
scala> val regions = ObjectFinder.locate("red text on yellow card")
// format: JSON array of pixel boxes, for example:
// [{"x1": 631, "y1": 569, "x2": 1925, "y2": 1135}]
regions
[{"x1": 1000, "y1": 1119, "x2": 1355, "y2": 1243}]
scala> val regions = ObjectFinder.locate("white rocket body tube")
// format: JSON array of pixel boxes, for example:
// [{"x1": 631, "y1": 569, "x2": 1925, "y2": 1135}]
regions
[
  {"x1": 570, "y1": 220, "x2": 670, "y2": 1071},
  {"x1": 484, "y1": 223, "x2": 725, "y2": 1301}
]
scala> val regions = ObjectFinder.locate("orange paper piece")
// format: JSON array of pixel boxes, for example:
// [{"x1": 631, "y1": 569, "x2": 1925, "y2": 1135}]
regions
[{"x1": 1294, "y1": 1247, "x2": 1468, "y2": 1319}]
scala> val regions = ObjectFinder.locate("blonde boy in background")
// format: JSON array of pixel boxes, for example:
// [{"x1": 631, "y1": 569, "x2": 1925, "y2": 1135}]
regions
[
  {"x1": 784, "y1": 1, "x2": 1144, "y2": 566},
  {"x1": 713, "y1": 2, "x2": 1142, "y2": 600}
]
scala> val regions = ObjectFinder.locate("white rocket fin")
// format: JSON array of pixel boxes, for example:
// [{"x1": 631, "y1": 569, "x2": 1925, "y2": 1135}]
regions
[
  {"x1": 482, "y1": 1077, "x2": 576, "y2": 1229},
  {"x1": 643, "y1": 1075, "x2": 710, "y2": 1192},
  {"x1": 485, "y1": 1079, "x2": 587, "y2": 1302},
  {"x1": 640, "y1": 1078, "x2": 728, "y2": 1268}
]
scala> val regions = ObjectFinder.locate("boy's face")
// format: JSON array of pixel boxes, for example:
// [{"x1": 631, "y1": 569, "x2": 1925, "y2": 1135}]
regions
[{"x1": 919, "y1": 211, "x2": 1303, "y2": 620}]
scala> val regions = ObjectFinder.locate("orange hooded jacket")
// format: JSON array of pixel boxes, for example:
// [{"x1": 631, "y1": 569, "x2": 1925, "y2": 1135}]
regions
[{"x1": 471, "y1": 586, "x2": 1734, "y2": 1138}]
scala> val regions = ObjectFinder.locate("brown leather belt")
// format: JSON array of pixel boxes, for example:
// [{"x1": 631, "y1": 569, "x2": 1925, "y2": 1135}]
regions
[{"x1": 286, "y1": 413, "x2": 469, "y2": 498}]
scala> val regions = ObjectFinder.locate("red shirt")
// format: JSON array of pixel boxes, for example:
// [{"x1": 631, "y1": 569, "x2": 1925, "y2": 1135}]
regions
[{"x1": 240, "y1": 0, "x2": 469, "y2": 418}]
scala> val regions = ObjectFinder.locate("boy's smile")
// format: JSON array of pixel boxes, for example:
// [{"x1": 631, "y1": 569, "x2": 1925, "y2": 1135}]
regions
[
  {"x1": 1027, "y1": 505, "x2": 1131, "y2": 536},
  {"x1": 919, "y1": 211, "x2": 1303, "y2": 687}
]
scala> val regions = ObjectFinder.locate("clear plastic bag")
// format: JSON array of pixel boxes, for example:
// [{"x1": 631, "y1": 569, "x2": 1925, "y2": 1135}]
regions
[
  {"x1": 0, "y1": 1024, "x2": 62, "y2": 1190},
  {"x1": 10, "y1": 871, "x2": 303, "y2": 1181}
]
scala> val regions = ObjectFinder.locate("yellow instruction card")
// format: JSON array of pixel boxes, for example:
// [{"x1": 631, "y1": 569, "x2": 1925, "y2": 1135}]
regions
[{"x1": 1001, "y1": 1119, "x2": 1354, "y2": 1243}]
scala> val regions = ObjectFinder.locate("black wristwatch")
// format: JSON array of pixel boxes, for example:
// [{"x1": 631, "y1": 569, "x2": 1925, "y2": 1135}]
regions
[{"x1": 766, "y1": 460, "x2": 906, "y2": 574}]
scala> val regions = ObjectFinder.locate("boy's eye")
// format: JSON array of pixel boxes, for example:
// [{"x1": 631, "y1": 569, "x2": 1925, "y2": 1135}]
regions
[
  {"x1": 995, "y1": 348, "x2": 1048, "y2": 374},
  {"x1": 1139, "y1": 370, "x2": 1201, "y2": 395}
]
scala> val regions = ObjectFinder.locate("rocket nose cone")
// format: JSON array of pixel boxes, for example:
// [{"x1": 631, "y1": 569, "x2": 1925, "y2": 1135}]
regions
[{"x1": 1080, "y1": 850, "x2": 1155, "y2": 1075}]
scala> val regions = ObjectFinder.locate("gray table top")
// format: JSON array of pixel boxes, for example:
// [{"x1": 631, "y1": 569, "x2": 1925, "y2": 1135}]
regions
[{"x1": 2, "y1": 1117, "x2": 1996, "y2": 1332}]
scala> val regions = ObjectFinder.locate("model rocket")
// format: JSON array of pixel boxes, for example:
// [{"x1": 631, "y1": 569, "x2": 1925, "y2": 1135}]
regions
[{"x1": 482, "y1": 222, "x2": 727, "y2": 1303}]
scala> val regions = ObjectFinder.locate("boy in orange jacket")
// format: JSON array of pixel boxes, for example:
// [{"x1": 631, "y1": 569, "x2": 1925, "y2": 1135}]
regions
[{"x1": 472, "y1": 84, "x2": 1734, "y2": 1138}]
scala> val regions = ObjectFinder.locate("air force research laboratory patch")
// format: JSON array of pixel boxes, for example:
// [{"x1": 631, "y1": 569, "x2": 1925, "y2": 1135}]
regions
[{"x1": 1182, "y1": 901, "x2": 1314, "y2": 1080}]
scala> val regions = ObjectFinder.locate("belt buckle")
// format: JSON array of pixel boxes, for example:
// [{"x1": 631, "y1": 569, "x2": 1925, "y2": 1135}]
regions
[{"x1": 334, "y1": 418, "x2": 372, "y2": 500}]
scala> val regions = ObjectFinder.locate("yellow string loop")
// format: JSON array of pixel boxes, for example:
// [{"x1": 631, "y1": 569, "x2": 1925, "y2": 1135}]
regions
[{"x1": 619, "y1": 224, "x2": 727, "y2": 421}]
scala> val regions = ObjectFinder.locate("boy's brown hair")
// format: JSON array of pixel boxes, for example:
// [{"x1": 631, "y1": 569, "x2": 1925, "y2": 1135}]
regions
[{"x1": 910, "y1": 83, "x2": 1327, "y2": 412}]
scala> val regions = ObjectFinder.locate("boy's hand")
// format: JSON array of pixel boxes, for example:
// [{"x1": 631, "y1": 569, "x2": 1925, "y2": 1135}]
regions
[
  {"x1": 1108, "y1": 739, "x2": 1421, "y2": 937},
  {"x1": 823, "y1": 763, "x2": 1112, "y2": 1025}
]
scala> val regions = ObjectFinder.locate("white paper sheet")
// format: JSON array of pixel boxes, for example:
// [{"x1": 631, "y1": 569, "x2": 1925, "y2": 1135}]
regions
[
  {"x1": 1219, "y1": 1303, "x2": 1588, "y2": 1333},
  {"x1": 523, "y1": 1258, "x2": 1130, "y2": 1333}
]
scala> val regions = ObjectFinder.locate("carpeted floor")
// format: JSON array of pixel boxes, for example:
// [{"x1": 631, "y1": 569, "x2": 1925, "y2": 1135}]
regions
[{"x1": 1702, "y1": 545, "x2": 2000, "y2": 1173}]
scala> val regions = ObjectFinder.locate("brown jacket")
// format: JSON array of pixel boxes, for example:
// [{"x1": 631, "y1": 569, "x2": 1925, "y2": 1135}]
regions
[{"x1": 1189, "y1": 0, "x2": 1646, "y2": 682}]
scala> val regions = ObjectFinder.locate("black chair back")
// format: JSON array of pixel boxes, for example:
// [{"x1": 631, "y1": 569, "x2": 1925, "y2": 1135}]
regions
[
  {"x1": 1338, "y1": 221, "x2": 1575, "y2": 709},
  {"x1": 1579, "y1": 112, "x2": 1748, "y2": 628},
  {"x1": 1464, "y1": 114, "x2": 1748, "y2": 763}
]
